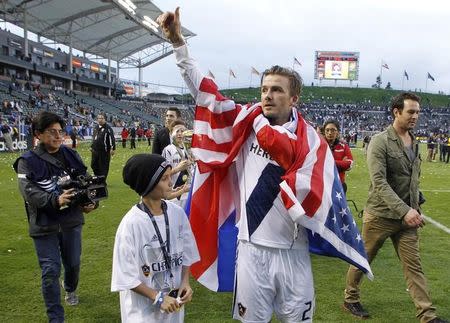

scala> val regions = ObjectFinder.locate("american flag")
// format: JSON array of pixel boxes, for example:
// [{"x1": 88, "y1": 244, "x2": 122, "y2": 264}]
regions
[
  {"x1": 381, "y1": 62, "x2": 389, "y2": 69},
  {"x1": 187, "y1": 76, "x2": 372, "y2": 292},
  {"x1": 427, "y1": 72, "x2": 435, "y2": 81}
]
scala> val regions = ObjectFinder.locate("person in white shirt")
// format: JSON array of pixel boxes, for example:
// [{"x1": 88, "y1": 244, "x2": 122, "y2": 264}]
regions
[
  {"x1": 162, "y1": 120, "x2": 193, "y2": 208},
  {"x1": 111, "y1": 154, "x2": 200, "y2": 323}
]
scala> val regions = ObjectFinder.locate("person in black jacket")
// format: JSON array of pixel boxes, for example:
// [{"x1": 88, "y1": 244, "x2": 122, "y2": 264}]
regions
[
  {"x1": 129, "y1": 126, "x2": 136, "y2": 149},
  {"x1": 90, "y1": 113, "x2": 115, "y2": 180},
  {"x1": 13, "y1": 112, "x2": 96, "y2": 323},
  {"x1": 152, "y1": 107, "x2": 181, "y2": 154}
]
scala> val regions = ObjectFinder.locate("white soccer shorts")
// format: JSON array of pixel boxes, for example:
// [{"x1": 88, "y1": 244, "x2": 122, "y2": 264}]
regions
[{"x1": 233, "y1": 241, "x2": 315, "y2": 323}]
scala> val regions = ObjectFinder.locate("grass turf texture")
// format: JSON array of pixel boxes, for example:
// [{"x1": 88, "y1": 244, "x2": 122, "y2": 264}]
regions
[{"x1": 0, "y1": 141, "x2": 449, "y2": 322}]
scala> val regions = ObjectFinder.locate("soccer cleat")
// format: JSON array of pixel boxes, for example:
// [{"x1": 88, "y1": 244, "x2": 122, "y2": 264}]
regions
[
  {"x1": 342, "y1": 302, "x2": 369, "y2": 319},
  {"x1": 428, "y1": 318, "x2": 449, "y2": 323},
  {"x1": 64, "y1": 291, "x2": 79, "y2": 306}
]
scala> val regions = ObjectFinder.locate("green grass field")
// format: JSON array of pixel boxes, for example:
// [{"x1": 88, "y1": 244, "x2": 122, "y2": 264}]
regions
[{"x1": 0, "y1": 141, "x2": 449, "y2": 322}]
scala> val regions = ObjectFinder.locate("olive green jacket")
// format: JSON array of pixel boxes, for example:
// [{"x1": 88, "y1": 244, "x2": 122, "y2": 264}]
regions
[{"x1": 365, "y1": 125, "x2": 421, "y2": 219}]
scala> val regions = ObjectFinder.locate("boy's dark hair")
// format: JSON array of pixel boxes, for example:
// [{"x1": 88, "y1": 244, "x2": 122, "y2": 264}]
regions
[
  {"x1": 168, "y1": 107, "x2": 181, "y2": 118},
  {"x1": 261, "y1": 65, "x2": 303, "y2": 98},
  {"x1": 32, "y1": 111, "x2": 65, "y2": 135},
  {"x1": 170, "y1": 120, "x2": 186, "y2": 129},
  {"x1": 323, "y1": 119, "x2": 340, "y2": 132},
  {"x1": 390, "y1": 92, "x2": 421, "y2": 117}
]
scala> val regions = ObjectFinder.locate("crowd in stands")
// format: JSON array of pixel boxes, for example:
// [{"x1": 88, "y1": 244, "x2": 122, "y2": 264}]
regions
[
  {"x1": 300, "y1": 102, "x2": 449, "y2": 138},
  {"x1": 1, "y1": 78, "x2": 448, "y2": 153}
]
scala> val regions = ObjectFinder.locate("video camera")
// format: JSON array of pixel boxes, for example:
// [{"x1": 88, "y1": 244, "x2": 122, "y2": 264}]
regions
[{"x1": 57, "y1": 174, "x2": 108, "y2": 206}]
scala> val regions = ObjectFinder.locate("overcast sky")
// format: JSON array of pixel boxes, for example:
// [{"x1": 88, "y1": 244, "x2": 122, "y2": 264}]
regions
[{"x1": 120, "y1": 0, "x2": 450, "y2": 94}]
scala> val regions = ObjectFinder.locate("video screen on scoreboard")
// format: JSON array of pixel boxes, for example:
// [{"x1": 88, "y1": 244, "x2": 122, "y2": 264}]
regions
[{"x1": 315, "y1": 51, "x2": 359, "y2": 80}]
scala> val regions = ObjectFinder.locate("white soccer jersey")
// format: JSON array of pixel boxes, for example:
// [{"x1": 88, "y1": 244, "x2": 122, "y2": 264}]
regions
[
  {"x1": 111, "y1": 201, "x2": 200, "y2": 323},
  {"x1": 173, "y1": 44, "x2": 307, "y2": 251},
  {"x1": 162, "y1": 144, "x2": 184, "y2": 185},
  {"x1": 162, "y1": 144, "x2": 192, "y2": 207},
  {"x1": 235, "y1": 130, "x2": 309, "y2": 250}
]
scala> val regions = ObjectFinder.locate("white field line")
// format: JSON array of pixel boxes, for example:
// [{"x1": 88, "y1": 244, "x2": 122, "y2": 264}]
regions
[
  {"x1": 420, "y1": 189, "x2": 450, "y2": 193},
  {"x1": 422, "y1": 215, "x2": 450, "y2": 234}
]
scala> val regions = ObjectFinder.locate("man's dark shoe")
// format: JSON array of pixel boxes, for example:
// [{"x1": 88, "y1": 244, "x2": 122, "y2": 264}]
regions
[
  {"x1": 342, "y1": 302, "x2": 369, "y2": 319},
  {"x1": 428, "y1": 318, "x2": 449, "y2": 323}
]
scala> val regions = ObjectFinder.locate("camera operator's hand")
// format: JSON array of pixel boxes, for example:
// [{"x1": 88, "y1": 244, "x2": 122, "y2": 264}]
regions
[
  {"x1": 58, "y1": 189, "x2": 75, "y2": 208},
  {"x1": 82, "y1": 203, "x2": 96, "y2": 214}
]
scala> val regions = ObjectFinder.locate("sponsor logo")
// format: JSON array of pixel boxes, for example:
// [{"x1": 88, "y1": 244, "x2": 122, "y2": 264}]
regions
[
  {"x1": 238, "y1": 303, "x2": 247, "y2": 317},
  {"x1": 150, "y1": 253, "x2": 183, "y2": 272},
  {"x1": 249, "y1": 142, "x2": 273, "y2": 160},
  {"x1": 0, "y1": 140, "x2": 28, "y2": 152}
]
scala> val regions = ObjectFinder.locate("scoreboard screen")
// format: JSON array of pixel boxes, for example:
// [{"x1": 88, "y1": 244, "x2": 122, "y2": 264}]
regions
[{"x1": 315, "y1": 51, "x2": 359, "y2": 80}]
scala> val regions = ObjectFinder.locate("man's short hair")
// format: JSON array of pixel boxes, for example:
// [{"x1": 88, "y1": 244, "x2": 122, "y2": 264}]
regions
[
  {"x1": 390, "y1": 92, "x2": 421, "y2": 117},
  {"x1": 97, "y1": 113, "x2": 106, "y2": 119},
  {"x1": 32, "y1": 111, "x2": 65, "y2": 135},
  {"x1": 168, "y1": 107, "x2": 181, "y2": 118},
  {"x1": 261, "y1": 65, "x2": 303, "y2": 97}
]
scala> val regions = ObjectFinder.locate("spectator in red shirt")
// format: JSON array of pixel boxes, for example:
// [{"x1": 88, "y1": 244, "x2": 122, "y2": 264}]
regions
[
  {"x1": 323, "y1": 120, "x2": 353, "y2": 193},
  {"x1": 121, "y1": 127, "x2": 129, "y2": 148},
  {"x1": 136, "y1": 127, "x2": 144, "y2": 142},
  {"x1": 145, "y1": 128, "x2": 153, "y2": 146}
]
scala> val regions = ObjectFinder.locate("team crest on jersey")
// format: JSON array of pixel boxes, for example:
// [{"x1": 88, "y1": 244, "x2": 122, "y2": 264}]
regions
[
  {"x1": 141, "y1": 264, "x2": 150, "y2": 277},
  {"x1": 238, "y1": 303, "x2": 247, "y2": 317}
]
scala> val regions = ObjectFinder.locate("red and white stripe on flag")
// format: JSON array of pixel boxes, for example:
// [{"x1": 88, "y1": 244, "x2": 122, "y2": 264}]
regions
[{"x1": 188, "y1": 75, "x2": 372, "y2": 291}]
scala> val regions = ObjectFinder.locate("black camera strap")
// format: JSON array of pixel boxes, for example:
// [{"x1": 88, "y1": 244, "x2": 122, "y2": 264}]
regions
[{"x1": 138, "y1": 201, "x2": 174, "y2": 283}]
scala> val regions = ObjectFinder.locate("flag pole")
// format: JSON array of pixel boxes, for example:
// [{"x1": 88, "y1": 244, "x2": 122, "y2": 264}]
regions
[
  {"x1": 228, "y1": 73, "x2": 230, "y2": 90},
  {"x1": 402, "y1": 74, "x2": 404, "y2": 91},
  {"x1": 425, "y1": 75, "x2": 428, "y2": 93},
  {"x1": 380, "y1": 61, "x2": 383, "y2": 85},
  {"x1": 249, "y1": 71, "x2": 253, "y2": 88}
]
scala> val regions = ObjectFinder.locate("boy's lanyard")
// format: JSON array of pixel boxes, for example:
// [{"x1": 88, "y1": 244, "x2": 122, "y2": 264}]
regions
[{"x1": 138, "y1": 201, "x2": 174, "y2": 285}]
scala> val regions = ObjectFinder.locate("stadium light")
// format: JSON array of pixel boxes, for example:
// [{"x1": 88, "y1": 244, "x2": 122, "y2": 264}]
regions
[
  {"x1": 118, "y1": 0, "x2": 137, "y2": 15},
  {"x1": 142, "y1": 16, "x2": 159, "y2": 33}
]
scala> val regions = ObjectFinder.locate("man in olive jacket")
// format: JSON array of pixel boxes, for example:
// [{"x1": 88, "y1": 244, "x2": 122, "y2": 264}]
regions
[{"x1": 343, "y1": 93, "x2": 447, "y2": 323}]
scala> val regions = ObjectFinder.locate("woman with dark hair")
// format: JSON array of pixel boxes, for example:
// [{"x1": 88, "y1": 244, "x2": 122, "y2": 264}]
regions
[{"x1": 323, "y1": 120, "x2": 353, "y2": 193}]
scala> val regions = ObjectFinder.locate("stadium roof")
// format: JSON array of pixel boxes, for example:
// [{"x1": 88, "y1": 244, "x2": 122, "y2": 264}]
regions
[{"x1": 0, "y1": 0, "x2": 195, "y2": 67}]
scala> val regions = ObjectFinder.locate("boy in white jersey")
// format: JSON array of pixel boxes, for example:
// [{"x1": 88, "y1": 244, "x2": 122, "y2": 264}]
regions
[
  {"x1": 162, "y1": 120, "x2": 193, "y2": 208},
  {"x1": 111, "y1": 154, "x2": 199, "y2": 323},
  {"x1": 158, "y1": 8, "x2": 316, "y2": 322}
]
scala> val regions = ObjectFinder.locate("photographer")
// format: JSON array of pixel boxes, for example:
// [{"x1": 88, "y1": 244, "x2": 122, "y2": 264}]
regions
[{"x1": 13, "y1": 111, "x2": 96, "y2": 323}]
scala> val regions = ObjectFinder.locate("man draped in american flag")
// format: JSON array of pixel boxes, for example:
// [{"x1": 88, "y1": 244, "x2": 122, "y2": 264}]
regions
[{"x1": 157, "y1": 7, "x2": 371, "y2": 322}]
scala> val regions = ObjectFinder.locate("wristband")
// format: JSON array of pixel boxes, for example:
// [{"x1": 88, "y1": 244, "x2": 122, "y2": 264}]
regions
[{"x1": 153, "y1": 291, "x2": 165, "y2": 308}]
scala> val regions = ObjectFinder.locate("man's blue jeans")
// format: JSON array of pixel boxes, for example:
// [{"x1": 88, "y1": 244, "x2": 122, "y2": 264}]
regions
[{"x1": 33, "y1": 225, "x2": 82, "y2": 323}]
